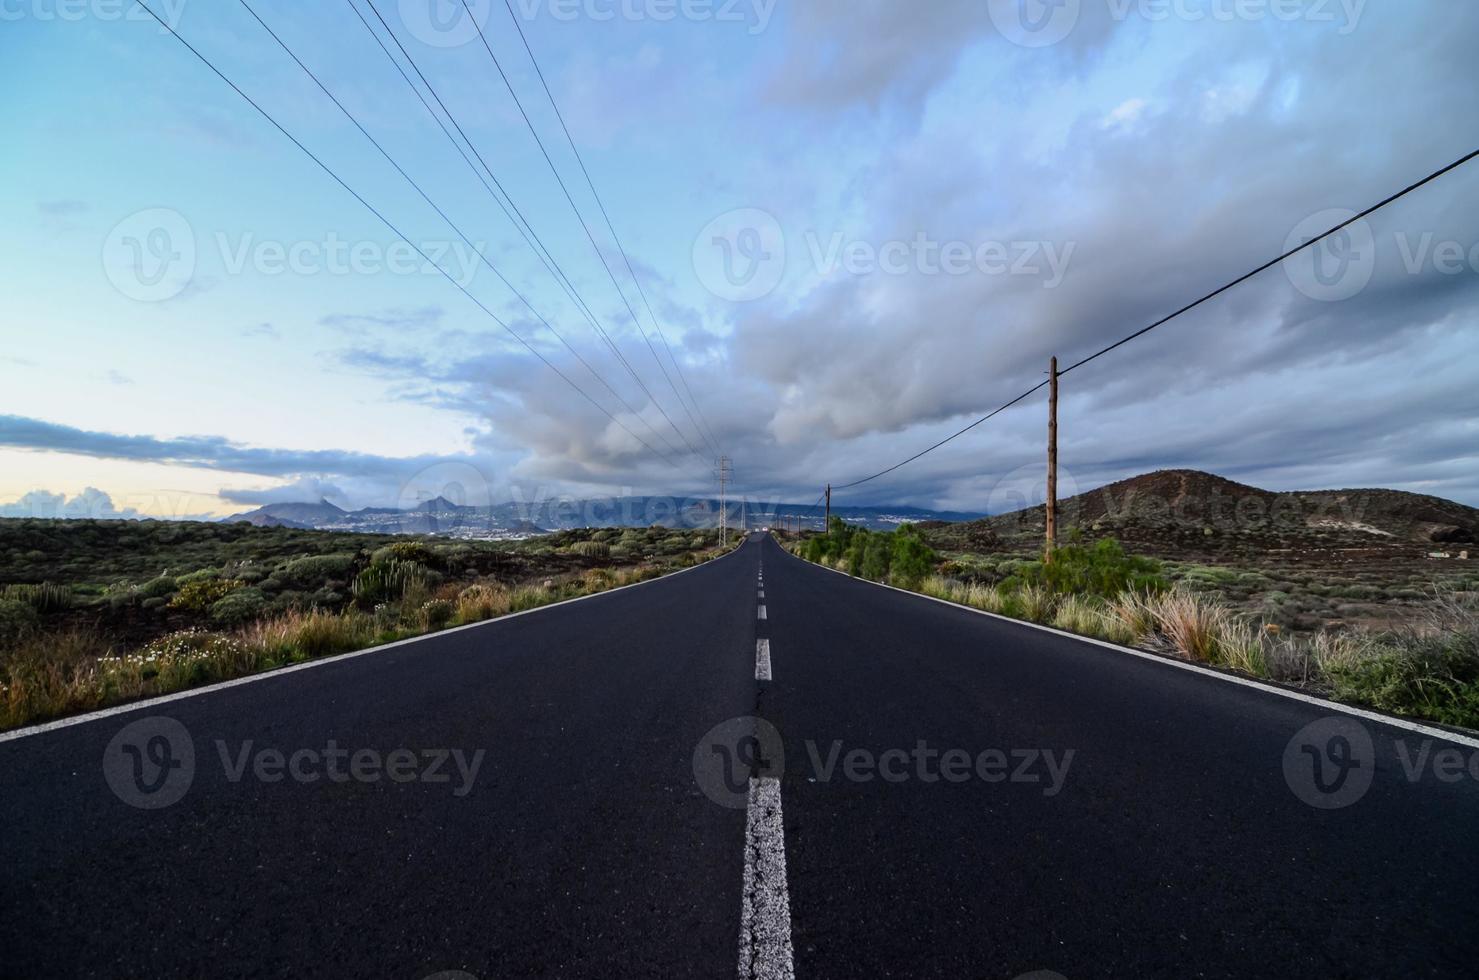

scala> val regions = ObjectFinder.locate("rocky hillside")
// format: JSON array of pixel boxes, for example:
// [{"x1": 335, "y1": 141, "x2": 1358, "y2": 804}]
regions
[{"x1": 925, "y1": 469, "x2": 1477, "y2": 559}]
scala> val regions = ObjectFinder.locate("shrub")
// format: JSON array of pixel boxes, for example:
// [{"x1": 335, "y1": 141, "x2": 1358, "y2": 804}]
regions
[
  {"x1": 570, "y1": 541, "x2": 610, "y2": 559},
  {"x1": 138, "y1": 576, "x2": 179, "y2": 600},
  {"x1": 243, "y1": 609, "x2": 372, "y2": 662},
  {"x1": 420, "y1": 599, "x2": 455, "y2": 631},
  {"x1": 277, "y1": 554, "x2": 355, "y2": 590},
  {"x1": 1024, "y1": 539, "x2": 1165, "y2": 599},
  {"x1": 860, "y1": 535, "x2": 892, "y2": 582},
  {"x1": 2, "y1": 583, "x2": 74, "y2": 613},
  {"x1": 889, "y1": 524, "x2": 936, "y2": 587},
  {"x1": 457, "y1": 584, "x2": 510, "y2": 623},
  {"x1": 352, "y1": 559, "x2": 435, "y2": 606},
  {"x1": 176, "y1": 568, "x2": 221, "y2": 585},
  {"x1": 371, "y1": 541, "x2": 438, "y2": 567},
  {"x1": 0, "y1": 599, "x2": 39, "y2": 646},
  {"x1": 170, "y1": 578, "x2": 244, "y2": 612},
  {"x1": 209, "y1": 588, "x2": 268, "y2": 627}
]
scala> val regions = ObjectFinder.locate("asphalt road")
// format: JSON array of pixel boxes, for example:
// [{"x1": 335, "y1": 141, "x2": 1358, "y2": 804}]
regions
[{"x1": 3, "y1": 532, "x2": 1478, "y2": 979}]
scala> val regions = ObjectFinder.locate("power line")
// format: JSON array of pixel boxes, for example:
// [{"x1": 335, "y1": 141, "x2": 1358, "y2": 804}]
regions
[
  {"x1": 496, "y1": 0, "x2": 722, "y2": 458},
  {"x1": 354, "y1": 0, "x2": 702, "y2": 461},
  {"x1": 457, "y1": 0, "x2": 711, "y2": 458},
  {"x1": 132, "y1": 0, "x2": 677, "y2": 467},
  {"x1": 240, "y1": 0, "x2": 682, "y2": 465},
  {"x1": 831, "y1": 147, "x2": 1479, "y2": 493}
]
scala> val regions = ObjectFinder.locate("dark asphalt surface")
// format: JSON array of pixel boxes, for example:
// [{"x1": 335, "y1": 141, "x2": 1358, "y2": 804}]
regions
[{"x1": 4, "y1": 532, "x2": 1478, "y2": 979}]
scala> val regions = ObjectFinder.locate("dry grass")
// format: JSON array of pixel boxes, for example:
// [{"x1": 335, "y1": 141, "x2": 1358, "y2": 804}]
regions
[{"x1": 0, "y1": 544, "x2": 738, "y2": 732}]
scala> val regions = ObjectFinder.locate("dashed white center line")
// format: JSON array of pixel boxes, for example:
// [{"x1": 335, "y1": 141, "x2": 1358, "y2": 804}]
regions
[
  {"x1": 758, "y1": 590, "x2": 765, "y2": 599},
  {"x1": 757, "y1": 605, "x2": 767, "y2": 620},
  {"x1": 738, "y1": 777, "x2": 795, "y2": 980},
  {"x1": 755, "y1": 639, "x2": 772, "y2": 681}
]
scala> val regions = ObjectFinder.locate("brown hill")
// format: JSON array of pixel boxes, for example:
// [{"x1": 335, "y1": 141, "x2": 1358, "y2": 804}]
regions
[{"x1": 925, "y1": 468, "x2": 1478, "y2": 559}]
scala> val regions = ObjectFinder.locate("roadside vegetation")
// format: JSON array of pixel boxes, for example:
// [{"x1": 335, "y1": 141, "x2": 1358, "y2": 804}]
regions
[
  {"x1": 788, "y1": 522, "x2": 1479, "y2": 730},
  {"x1": 0, "y1": 520, "x2": 739, "y2": 731}
]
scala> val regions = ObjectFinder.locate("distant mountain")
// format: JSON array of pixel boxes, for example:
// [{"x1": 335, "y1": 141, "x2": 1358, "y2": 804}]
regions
[
  {"x1": 226, "y1": 498, "x2": 346, "y2": 529},
  {"x1": 923, "y1": 468, "x2": 1478, "y2": 558},
  {"x1": 222, "y1": 495, "x2": 978, "y2": 540}
]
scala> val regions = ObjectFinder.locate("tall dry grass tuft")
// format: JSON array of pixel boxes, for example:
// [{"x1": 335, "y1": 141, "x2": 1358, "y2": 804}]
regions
[
  {"x1": 1016, "y1": 583, "x2": 1058, "y2": 624},
  {"x1": 457, "y1": 584, "x2": 511, "y2": 624},
  {"x1": 1144, "y1": 588, "x2": 1229, "y2": 664}
]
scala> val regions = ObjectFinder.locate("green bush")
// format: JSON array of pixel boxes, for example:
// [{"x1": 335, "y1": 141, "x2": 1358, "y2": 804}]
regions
[
  {"x1": 860, "y1": 535, "x2": 892, "y2": 581},
  {"x1": 420, "y1": 599, "x2": 455, "y2": 630},
  {"x1": 352, "y1": 559, "x2": 436, "y2": 606},
  {"x1": 209, "y1": 588, "x2": 269, "y2": 627},
  {"x1": 570, "y1": 541, "x2": 610, "y2": 558},
  {"x1": 169, "y1": 578, "x2": 244, "y2": 612},
  {"x1": 889, "y1": 524, "x2": 936, "y2": 587},
  {"x1": 0, "y1": 598, "x2": 39, "y2": 645},
  {"x1": 138, "y1": 576, "x2": 179, "y2": 600},
  {"x1": 2, "y1": 582, "x2": 74, "y2": 613},
  {"x1": 371, "y1": 541, "x2": 437, "y2": 567},
  {"x1": 277, "y1": 554, "x2": 356, "y2": 590},
  {"x1": 1019, "y1": 539, "x2": 1164, "y2": 599},
  {"x1": 1325, "y1": 644, "x2": 1479, "y2": 729},
  {"x1": 176, "y1": 568, "x2": 221, "y2": 585}
]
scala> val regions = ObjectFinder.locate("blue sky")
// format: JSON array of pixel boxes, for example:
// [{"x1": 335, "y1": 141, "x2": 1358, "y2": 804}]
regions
[{"x1": 2, "y1": 0, "x2": 1477, "y2": 519}]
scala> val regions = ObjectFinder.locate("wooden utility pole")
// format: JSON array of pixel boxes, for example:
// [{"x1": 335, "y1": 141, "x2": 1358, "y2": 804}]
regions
[
  {"x1": 1045, "y1": 356, "x2": 1059, "y2": 563},
  {"x1": 824, "y1": 484, "x2": 831, "y2": 530}
]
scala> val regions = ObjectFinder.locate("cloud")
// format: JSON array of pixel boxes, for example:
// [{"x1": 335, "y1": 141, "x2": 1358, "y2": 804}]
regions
[
  {"x1": 319, "y1": 307, "x2": 444, "y2": 331},
  {"x1": 37, "y1": 200, "x2": 88, "y2": 216},
  {"x1": 217, "y1": 477, "x2": 346, "y2": 507},
  {"x1": 0, "y1": 487, "x2": 145, "y2": 521}
]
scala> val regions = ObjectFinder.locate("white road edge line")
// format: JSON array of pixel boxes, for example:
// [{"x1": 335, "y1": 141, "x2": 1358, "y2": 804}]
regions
[
  {"x1": 757, "y1": 605, "x2": 767, "y2": 620},
  {"x1": 0, "y1": 543, "x2": 748, "y2": 744},
  {"x1": 756, "y1": 639, "x2": 772, "y2": 681},
  {"x1": 739, "y1": 776, "x2": 795, "y2": 980},
  {"x1": 788, "y1": 547, "x2": 1479, "y2": 750}
]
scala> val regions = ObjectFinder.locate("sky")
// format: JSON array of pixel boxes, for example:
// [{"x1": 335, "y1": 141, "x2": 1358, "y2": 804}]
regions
[{"x1": 1, "y1": 0, "x2": 1477, "y2": 520}]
